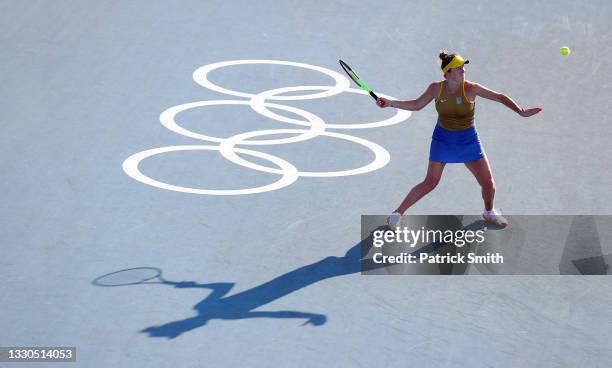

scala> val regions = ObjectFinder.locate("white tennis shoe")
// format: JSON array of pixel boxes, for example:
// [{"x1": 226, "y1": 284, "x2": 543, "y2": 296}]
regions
[
  {"x1": 482, "y1": 209, "x2": 508, "y2": 228},
  {"x1": 386, "y1": 212, "x2": 401, "y2": 229}
]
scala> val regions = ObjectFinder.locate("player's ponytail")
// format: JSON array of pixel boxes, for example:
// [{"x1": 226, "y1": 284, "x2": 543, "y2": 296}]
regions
[{"x1": 439, "y1": 50, "x2": 455, "y2": 72}]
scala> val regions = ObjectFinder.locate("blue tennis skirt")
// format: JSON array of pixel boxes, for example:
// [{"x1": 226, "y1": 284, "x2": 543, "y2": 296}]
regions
[{"x1": 429, "y1": 123, "x2": 486, "y2": 163}]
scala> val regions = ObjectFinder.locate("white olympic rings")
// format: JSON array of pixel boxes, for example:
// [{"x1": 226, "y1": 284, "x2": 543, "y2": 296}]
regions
[
  {"x1": 122, "y1": 145, "x2": 298, "y2": 195},
  {"x1": 122, "y1": 59, "x2": 412, "y2": 195},
  {"x1": 192, "y1": 59, "x2": 350, "y2": 100}
]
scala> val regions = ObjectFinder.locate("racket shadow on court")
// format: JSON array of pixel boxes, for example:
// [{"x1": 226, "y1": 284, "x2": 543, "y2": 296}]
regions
[{"x1": 92, "y1": 228, "x2": 389, "y2": 339}]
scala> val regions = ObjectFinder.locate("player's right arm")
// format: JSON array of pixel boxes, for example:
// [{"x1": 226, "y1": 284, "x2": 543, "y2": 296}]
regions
[{"x1": 378, "y1": 82, "x2": 439, "y2": 111}]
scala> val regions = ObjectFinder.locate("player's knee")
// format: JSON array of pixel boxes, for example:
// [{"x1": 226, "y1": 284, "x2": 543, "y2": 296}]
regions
[
  {"x1": 482, "y1": 178, "x2": 495, "y2": 191},
  {"x1": 423, "y1": 176, "x2": 441, "y2": 191}
]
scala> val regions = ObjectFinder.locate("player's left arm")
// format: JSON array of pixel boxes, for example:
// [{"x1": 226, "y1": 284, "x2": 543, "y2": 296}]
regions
[{"x1": 470, "y1": 82, "x2": 542, "y2": 117}]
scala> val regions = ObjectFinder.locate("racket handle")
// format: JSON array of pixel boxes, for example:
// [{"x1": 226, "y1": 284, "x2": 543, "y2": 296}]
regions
[{"x1": 371, "y1": 91, "x2": 386, "y2": 107}]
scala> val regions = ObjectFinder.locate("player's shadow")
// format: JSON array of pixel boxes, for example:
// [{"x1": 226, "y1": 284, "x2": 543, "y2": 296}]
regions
[
  {"x1": 135, "y1": 227, "x2": 389, "y2": 339},
  {"x1": 98, "y1": 218, "x2": 495, "y2": 339}
]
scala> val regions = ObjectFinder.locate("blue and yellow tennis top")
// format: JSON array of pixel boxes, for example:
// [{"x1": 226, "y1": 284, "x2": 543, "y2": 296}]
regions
[{"x1": 435, "y1": 80, "x2": 475, "y2": 131}]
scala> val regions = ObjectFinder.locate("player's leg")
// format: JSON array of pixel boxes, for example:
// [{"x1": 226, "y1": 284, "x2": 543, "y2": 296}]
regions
[
  {"x1": 464, "y1": 157, "x2": 495, "y2": 210},
  {"x1": 387, "y1": 161, "x2": 446, "y2": 227},
  {"x1": 395, "y1": 160, "x2": 446, "y2": 214},
  {"x1": 464, "y1": 157, "x2": 508, "y2": 227}
]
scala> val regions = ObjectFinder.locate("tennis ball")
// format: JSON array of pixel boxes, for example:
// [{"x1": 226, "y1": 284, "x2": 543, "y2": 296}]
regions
[{"x1": 560, "y1": 46, "x2": 571, "y2": 56}]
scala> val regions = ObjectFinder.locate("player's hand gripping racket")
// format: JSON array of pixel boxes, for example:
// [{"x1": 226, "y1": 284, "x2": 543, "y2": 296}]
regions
[{"x1": 339, "y1": 59, "x2": 386, "y2": 107}]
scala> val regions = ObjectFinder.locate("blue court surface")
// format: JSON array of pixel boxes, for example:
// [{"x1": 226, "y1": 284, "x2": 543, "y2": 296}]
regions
[{"x1": 2, "y1": 1, "x2": 612, "y2": 367}]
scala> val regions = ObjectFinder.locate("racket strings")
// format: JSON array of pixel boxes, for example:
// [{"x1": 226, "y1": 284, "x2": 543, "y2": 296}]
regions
[
  {"x1": 339, "y1": 61, "x2": 360, "y2": 85},
  {"x1": 94, "y1": 267, "x2": 162, "y2": 286}
]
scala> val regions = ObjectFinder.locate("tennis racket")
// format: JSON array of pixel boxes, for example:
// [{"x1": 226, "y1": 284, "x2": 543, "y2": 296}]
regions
[{"x1": 339, "y1": 59, "x2": 385, "y2": 107}]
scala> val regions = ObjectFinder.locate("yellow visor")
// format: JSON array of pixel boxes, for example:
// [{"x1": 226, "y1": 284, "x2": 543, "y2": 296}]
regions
[{"x1": 442, "y1": 54, "x2": 470, "y2": 73}]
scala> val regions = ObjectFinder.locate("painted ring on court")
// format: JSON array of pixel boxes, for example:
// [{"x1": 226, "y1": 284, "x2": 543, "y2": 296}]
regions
[
  {"x1": 250, "y1": 86, "x2": 412, "y2": 129},
  {"x1": 192, "y1": 60, "x2": 351, "y2": 100},
  {"x1": 122, "y1": 145, "x2": 298, "y2": 195},
  {"x1": 160, "y1": 100, "x2": 326, "y2": 145},
  {"x1": 219, "y1": 129, "x2": 391, "y2": 177}
]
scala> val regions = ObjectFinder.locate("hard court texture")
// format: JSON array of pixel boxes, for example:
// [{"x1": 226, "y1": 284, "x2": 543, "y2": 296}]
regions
[{"x1": 1, "y1": 1, "x2": 612, "y2": 367}]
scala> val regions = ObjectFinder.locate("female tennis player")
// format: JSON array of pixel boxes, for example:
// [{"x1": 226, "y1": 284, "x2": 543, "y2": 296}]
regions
[{"x1": 378, "y1": 51, "x2": 541, "y2": 228}]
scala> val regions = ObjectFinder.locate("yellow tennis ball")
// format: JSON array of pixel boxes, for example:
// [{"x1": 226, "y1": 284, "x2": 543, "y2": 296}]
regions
[{"x1": 560, "y1": 46, "x2": 571, "y2": 56}]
